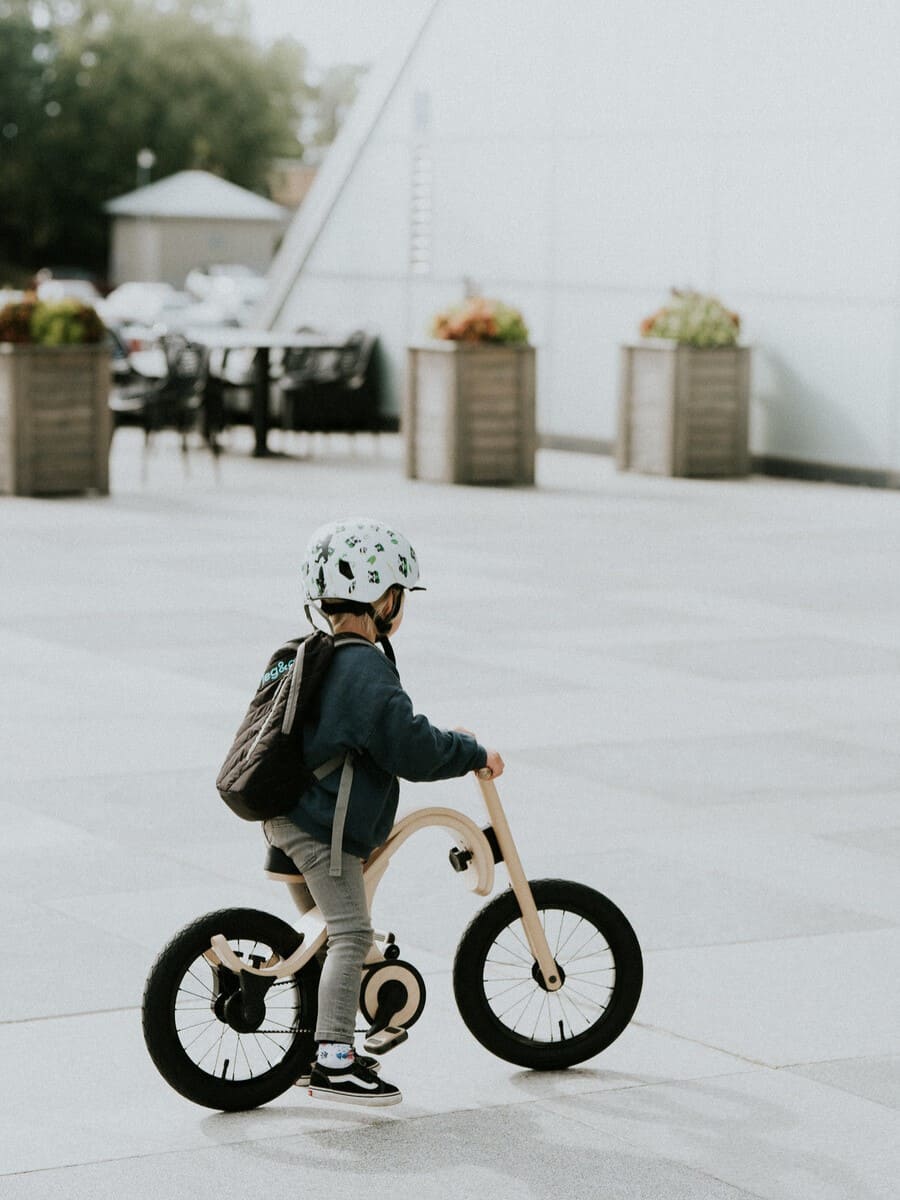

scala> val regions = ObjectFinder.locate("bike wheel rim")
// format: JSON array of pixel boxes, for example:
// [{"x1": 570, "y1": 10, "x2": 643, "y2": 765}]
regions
[{"x1": 482, "y1": 906, "x2": 616, "y2": 1045}]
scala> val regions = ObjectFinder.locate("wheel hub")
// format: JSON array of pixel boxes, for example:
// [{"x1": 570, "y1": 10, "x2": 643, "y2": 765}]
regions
[
  {"x1": 222, "y1": 991, "x2": 266, "y2": 1033},
  {"x1": 531, "y1": 960, "x2": 565, "y2": 991}
]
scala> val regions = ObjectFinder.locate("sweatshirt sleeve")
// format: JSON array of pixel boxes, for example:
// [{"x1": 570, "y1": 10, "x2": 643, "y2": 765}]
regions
[{"x1": 360, "y1": 673, "x2": 487, "y2": 782}]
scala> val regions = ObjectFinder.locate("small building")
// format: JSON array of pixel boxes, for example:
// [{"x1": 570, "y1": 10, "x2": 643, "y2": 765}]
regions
[{"x1": 104, "y1": 170, "x2": 287, "y2": 286}]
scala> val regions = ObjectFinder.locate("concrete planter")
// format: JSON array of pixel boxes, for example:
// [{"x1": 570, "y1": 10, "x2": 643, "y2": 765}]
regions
[
  {"x1": 405, "y1": 342, "x2": 536, "y2": 485},
  {"x1": 617, "y1": 341, "x2": 751, "y2": 478},
  {"x1": 0, "y1": 343, "x2": 111, "y2": 496}
]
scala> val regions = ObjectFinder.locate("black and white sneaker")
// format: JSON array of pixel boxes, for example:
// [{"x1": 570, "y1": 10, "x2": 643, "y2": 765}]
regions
[
  {"x1": 294, "y1": 1054, "x2": 380, "y2": 1088},
  {"x1": 308, "y1": 1059, "x2": 402, "y2": 1106}
]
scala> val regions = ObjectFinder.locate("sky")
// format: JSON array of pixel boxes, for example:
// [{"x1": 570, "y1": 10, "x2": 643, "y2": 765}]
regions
[{"x1": 245, "y1": 0, "x2": 432, "y2": 70}]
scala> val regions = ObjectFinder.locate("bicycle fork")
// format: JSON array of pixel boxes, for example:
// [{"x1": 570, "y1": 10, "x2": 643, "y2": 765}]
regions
[{"x1": 476, "y1": 773, "x2": 562, "y2": 992}]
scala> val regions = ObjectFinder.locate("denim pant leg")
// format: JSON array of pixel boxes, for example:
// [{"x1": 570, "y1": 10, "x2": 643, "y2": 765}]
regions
[{"x1": 263, "y1": 817, "x2": 372, "y2": 1045}]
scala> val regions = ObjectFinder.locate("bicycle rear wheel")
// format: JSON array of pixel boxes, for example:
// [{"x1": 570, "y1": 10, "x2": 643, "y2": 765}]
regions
[
  {"x1": 142, "y1": 907, "x2": 319, "y2": 1110},
  {"x1": 453, "y1": 879, "x2": 642, "y2": 1070}
]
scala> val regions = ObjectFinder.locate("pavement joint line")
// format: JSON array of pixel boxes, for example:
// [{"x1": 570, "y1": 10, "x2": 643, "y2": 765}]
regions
[
  {"x1": 640, "y1": 924, "x2": 896, "y2": 953},
  {"x1": 0, "y1": 1005, "x2": 141, "y2": 1027},
  {"x1": 630, "y1": 1021, "x2": 770, "y2": 1068}
]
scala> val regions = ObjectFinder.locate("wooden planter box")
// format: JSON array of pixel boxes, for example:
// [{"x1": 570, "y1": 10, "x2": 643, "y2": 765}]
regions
[
  {"x1": 405, "y1": 342, "x2": 536, "y2": 485},
  {"x1": 617, "y1": 342, "x2": 751, "y2": 478},
  {"x1": 0, "y1": 343, "x2": 111, "y2": 496}
]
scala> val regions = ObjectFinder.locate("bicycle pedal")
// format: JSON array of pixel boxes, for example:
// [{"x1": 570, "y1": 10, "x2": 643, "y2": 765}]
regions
[{"x1": 363, "y1": 1025, "x2": 409, "y2": 1055}]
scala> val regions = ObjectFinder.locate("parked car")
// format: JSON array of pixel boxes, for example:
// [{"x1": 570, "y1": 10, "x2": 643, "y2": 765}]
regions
[
  {"x1": 184, "y1": 264, "x2": 266, "y2": 320},
  {"x1": 98, "y1": 283, "x2": 235, "y2": 354}
]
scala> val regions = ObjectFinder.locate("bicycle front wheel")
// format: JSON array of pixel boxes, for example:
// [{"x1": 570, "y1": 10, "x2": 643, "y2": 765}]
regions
[
  {"x1": 453, "y1": 879, "x2": 642, "y2": 1070},
  {"x1": 142, "y1": 907, "x2": 319, "y2": 1111}
]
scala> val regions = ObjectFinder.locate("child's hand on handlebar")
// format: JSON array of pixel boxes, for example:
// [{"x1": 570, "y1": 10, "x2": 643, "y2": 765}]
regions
[
  {"x1": 454, "y1": 728, "x2": 504, "y2": 779},
  {"x1": 480, "y1": 750, "x2": 505, "y2": 779}
]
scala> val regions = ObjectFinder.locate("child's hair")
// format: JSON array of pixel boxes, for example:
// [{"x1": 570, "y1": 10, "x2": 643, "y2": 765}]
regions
[{"x1": 322, "y1": 585, "x2": 403, "y2": 636}]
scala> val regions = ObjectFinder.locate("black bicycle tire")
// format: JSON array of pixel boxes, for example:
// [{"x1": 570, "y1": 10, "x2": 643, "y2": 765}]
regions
[
  {"x1": 142, "y1": 907, "x2": 319, "y2": 1111},
  {"x1": 453, "y1": 879, "x2": 642, "y2": 1070}
]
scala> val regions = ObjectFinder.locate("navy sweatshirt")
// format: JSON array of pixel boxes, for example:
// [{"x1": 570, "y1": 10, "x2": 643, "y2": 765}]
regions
[{"x1": 288, "y1": 639, "x2": 487, "y2": 858}]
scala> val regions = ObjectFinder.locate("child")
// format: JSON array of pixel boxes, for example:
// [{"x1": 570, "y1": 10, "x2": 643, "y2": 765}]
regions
[{"x1": 263, "y1": 517, "x2": 504, "y2": 1106}]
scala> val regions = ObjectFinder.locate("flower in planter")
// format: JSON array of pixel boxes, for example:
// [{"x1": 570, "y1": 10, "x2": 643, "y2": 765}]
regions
[
  {"x1": 430, "y1": 296, "x2": 529, "y2": 345},
  {"x1": 0, "y1": 298, "x2": 105, "y2": 346},
  {"x1": 640, "y1": 289, "x2": 740, "y2": 348}
]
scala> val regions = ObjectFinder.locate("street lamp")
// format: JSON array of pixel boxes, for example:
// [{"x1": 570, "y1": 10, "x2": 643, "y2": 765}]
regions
[{"x1": 136, "y1": 147, "x2": 156, "y2": 189}]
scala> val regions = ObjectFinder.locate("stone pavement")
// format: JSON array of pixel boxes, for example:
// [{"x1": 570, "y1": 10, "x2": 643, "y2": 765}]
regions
[{"x1": 1, "y1": 429, "x2": 897, "y2": 1199}]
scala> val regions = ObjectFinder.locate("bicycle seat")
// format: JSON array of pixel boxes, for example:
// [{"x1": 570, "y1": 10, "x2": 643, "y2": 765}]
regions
[{"x1": 264, "y1": 844, "x2": 305, "y2": 882}]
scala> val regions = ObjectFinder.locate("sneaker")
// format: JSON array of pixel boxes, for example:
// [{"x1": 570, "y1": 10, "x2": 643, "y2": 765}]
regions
[
  {"x1": 308, "y1": 1059, "x2": 402, "y2": 1106},
  {"x1": 294, "y1": 1054, "x2": 380, "y2": 1088}
]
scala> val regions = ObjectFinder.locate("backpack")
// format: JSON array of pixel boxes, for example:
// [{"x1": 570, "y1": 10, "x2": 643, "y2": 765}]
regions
[{"x1": 216, "y1": 630, "x2": 346, "y2": 824}]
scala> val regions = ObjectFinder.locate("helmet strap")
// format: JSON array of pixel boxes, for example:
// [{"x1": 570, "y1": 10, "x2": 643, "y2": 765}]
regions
[{"x1": 305, "y1": 602, "x2": 333, "y2": 632}]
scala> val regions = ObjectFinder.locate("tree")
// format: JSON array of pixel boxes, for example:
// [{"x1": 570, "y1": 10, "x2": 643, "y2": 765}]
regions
[{"x1": 0, "y1": 0, "x2": 316, "y2": 276}]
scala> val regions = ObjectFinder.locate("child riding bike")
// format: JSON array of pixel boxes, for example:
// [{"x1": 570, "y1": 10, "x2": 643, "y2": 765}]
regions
[{"x1": 262, "y1": 517, "x2": 504, "y2": 1106}]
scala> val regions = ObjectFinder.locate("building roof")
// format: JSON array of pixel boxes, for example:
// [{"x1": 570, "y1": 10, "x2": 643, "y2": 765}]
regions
[{"x1": 105, "y1": 170, "x2": 285, "y2": 221}]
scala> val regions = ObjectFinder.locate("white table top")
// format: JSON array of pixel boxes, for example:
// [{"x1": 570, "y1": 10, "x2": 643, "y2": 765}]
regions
[{"x1": 183, "y1": 326, "x2": 342, "y2": 351}]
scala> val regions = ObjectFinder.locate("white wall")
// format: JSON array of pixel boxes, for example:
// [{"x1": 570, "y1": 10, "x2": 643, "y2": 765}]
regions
[{"x1": 274, "y1": 0, "x2": 900, "y2": 473}]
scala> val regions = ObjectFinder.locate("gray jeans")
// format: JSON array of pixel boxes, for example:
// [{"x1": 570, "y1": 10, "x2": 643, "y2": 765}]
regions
[{"x1": 262, "y1": 816, "x2": 372, "y2": 1045}]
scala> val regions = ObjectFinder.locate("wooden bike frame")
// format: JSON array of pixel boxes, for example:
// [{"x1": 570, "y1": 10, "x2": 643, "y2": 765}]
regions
[{"x1": 209, "y1": 773, "x2": 561, "y2": 992}]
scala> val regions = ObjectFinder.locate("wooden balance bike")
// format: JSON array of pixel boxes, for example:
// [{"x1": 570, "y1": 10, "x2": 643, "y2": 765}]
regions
[{"x1": 142, "y1": 771, "x2": 643, "y2": 1111}]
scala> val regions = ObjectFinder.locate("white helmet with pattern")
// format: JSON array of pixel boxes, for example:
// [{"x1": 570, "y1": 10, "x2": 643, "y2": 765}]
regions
[{"x1": 301, "y1": 517, "x2": 422, "y2": 605}]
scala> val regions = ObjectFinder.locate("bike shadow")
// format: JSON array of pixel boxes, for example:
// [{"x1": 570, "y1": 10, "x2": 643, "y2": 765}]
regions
[{"x1": 196, "y1": 1074, "x2": 738, "y2": 1200}]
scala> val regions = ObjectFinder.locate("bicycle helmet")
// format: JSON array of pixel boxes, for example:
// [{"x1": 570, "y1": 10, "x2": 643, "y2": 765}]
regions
[{"x1": 301, "y1": 517, "x2": 422, "y2": 605}]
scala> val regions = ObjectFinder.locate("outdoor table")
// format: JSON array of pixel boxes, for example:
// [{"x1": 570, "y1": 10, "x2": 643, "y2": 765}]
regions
[{"x1": 184, "y1": 326, "x2": 343, "y2": 456}]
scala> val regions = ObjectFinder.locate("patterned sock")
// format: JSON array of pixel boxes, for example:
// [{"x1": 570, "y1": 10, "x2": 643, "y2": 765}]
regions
[{"x1": 316, "y1": 1042, "x2": 355, "y2": 1069}]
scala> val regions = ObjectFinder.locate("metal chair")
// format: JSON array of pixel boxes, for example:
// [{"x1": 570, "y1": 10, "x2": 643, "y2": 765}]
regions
[
  {"x1": 110, "y1": 335, "x2": 216, "y2": 475},
  {"x1": 280, "y1": 332, "x2": 380, "y2": 437}
]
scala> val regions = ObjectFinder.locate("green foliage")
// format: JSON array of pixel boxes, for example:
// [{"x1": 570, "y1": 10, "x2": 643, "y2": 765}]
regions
[
  {"x1": 431, "y1": 297, "x2": 530, "y2": 345},
  {"x1": 0, "y1": 297, "x2": 105, "y2": 343},
  {"x1": 640, "y1": 289, "x2": 741, "y2": 348},
  {"x1": 0, "y1": 0, "x2": 319, "y2": 273},
  {"x1": 30, "y1": 298, "x2": 105, "y2": 343}
]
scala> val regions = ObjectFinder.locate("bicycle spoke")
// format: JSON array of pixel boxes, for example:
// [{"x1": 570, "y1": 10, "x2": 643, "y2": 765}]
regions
[
  {"x1": 494, "y1": 928, "x2": 534, "y2": 965},
  {"x1": 496, "y1": 982, "x2": 540, "y2": 1025},
  {"x1": 249, "y1": 1033, "x2": 276, "y2": 1072},
  {"x1": 486, "y1": 977, "x2": 536, "y2": 1004},
  {"x1": 553, "y1": 914, "x2": 587, "y2": 962},
  {"x1": 194, "y1": 1023, "x2": 228, "y2": 1067},
  {"x1": 176, "y1": 985, "x2": 217, "y2": 1004},
  {"x1": 530, "y1": 991, "x2": 550, "y2": 1040},
  {"x1": 563, "y1": 928, "x2": 610, "y2": 966},
  {"x1": 555, "y1": 983, "x2": 597, "y2": 1026},
  {"x1": 186, "y1": 965, "x2": 215, "y2": 998},
  {"x1": 505, "y1": 921, "x2": 536, "y2": 963}
]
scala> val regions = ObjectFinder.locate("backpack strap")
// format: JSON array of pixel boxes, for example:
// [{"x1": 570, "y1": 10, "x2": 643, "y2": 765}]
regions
[
  {"x1": 310, "y1": 634, "x2": 377, "y2": 877},
  {"x1": 280, "y1": 638, "x2": 306, "y2": 735},
  {"x1": 328, "y1": 754, "x2": 355, "y2": 876}
]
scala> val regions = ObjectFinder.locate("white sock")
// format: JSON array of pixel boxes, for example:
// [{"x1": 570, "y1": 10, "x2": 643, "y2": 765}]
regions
[{"x1": 316, "y1": 1042, "x2": 355, "y2": 1069}]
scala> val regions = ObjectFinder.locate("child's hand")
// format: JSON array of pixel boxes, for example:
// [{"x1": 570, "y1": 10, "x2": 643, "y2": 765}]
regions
[
  {"x1": 455, "y1": 728, "x2": 504, "y2": 779},
  {"x1": 481, "y1": 750, "x2": 505, "y2": 779}
]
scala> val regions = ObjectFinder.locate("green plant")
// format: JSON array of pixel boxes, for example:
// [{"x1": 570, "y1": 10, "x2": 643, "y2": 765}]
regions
[
  {"x1": 640, "y1": 289, "x2": 740, "y2": 348},
  {"x1": 0, "y1": 298, "x2": 105, "y2": 345},
  {"x1": 30, "y1": 299, "x2": 105, "y2": 345},
  {"x1": 431, "y1": 296, "x2": 529, "y2": 345}
]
